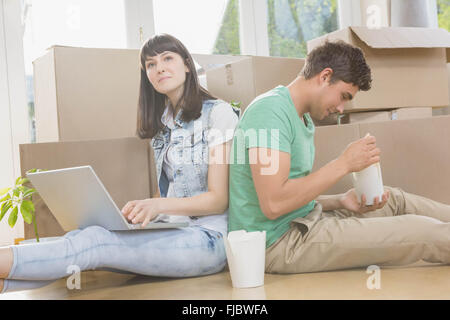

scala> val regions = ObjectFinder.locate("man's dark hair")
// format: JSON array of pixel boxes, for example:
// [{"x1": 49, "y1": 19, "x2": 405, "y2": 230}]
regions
[{"x1": 300, "y1": 40, "x2": 372, "y2": 91}]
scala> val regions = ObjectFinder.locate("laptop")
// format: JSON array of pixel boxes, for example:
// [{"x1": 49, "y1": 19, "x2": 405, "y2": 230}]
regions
[{"x1": 26, "y1": 165, "x2": 189, "y2": 231}]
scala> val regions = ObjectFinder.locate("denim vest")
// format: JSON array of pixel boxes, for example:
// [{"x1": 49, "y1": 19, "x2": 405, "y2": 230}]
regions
[
  {"x1": 152, "y1": 99, "x2": 238, "y2": 199},
  {"x1": 151, "y1": 99, "x2": 239, "y2": 236}
]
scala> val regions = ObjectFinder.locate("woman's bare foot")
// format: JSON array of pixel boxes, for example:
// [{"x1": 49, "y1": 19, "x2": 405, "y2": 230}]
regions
[{"x1": 0, "y1": 248, "x2": 13, "y2": 278}]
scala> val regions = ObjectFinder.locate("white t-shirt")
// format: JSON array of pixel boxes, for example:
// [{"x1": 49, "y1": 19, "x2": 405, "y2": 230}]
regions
[{"x1": 158, "y1": 101, "x2": 239, "y2": 235}]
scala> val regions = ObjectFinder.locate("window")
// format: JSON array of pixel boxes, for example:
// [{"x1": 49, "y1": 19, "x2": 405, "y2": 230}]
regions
[
  {"x1": 213, "y1": 0, "x2": 240, "y2": 54},
  {"x1": 267, "y1": 0, "x2": 338, "y2": 58},
  {"x1": 437, "y1": 0, "x2": 450, "y2": 31},
  {"x1": 22, "y1": 0, "x2": 128, "y2": 142},
  {"x1": 152, "y1": 0, "x2": 239, "y2": 55}
]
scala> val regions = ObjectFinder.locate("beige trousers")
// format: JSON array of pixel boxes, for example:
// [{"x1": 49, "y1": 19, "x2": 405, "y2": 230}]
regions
[{"x1": 265, "y1": 186, "x2": 450, "y2": 274}]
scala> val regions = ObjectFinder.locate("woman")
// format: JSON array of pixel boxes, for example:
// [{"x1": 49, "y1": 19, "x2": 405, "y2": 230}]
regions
[{"x1": 0, "y1": 34, "x2": 239, "y2": 293}]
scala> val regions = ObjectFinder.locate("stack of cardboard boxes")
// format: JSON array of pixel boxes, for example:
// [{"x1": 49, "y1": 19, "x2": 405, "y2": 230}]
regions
[
  {"x1": 204, "y1": 27, "x2": 450, "y2": 125},
  {"x1": 306, "y1": 26, "x2": 450, "y2": 126},
  {"x1": 22, "y1": 27, "x2": 450, "y2": 238}
]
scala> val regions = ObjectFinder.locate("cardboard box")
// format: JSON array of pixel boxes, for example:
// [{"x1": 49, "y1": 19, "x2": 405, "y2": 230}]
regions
[
  {"x1": 205, "y1": 56, "x2": 305, "y2": 111},
  {"x1": 314, "y1": 107, "x2": 432, "y2": 126},
  {"x1": 192, "y1": 53, "x2": 247, "y2": 72},
  {"x1": 357, "y1": 115, "x2": 450, "y2": 204},
  {"x1": 33, "y1": 45, "x2": 141, "y2": 142},
  {"x1": 19, "y1": 137, "x2": 158, "y2": 239},
  {"x1": 432, "y1": 63, "x2": 450, "y2": 116},
  {"x1": 390, "y1": 107, "x2": 432, "y2": 120},
  {"x1": 192, "y1": 53, "x2": 247, "y2": 90},
  {"x1": 307, "y1": 27, "x2": 450, "y2": 111},
  {"x1": 313, "y1": 115, "x2": 450, "y2": 205},
  {"x1": 347, "y1": 107, "x2": 432, "y2": 123},
  {"x1": 313, "y1": 124, "x2": 361, "y2": 195},
  {"x1": 346, "y1": 110, "x2": 391, "y2": 123}
]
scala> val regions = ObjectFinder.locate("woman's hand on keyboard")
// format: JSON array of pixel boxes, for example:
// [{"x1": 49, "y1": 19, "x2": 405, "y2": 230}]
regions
[{"x1": 121, "y1": 198, "x2": 162, "y2": 227}]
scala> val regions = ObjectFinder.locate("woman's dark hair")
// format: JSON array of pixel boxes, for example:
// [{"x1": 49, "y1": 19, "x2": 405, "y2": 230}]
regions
[
  {"x1": 136, "y1": 34, "x2": 216, "y2": 139},
  {"x1": 300, "y1": 40, "x2": 372, "y2": 91}
]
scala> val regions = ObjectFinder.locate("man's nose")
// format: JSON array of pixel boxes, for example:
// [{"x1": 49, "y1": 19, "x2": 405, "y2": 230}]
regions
[{"x1": 337, "y1": 104, "x2": 345, "y2": 113}]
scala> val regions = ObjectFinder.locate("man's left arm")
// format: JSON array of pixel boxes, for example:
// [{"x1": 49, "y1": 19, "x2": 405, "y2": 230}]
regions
[{"x1": 316, "y1": 194, "x2": 344, "y2": 211}]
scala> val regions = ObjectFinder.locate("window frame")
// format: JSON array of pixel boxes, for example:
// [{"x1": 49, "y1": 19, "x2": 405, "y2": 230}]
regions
[
  {"x1": 238, "y1": 0, "x2": 270, "y2": 56},
  {"x1": 0, "y1": 0, "x2": 30, "y2": 243},
  {"x1": 124, "y1": 0, "x2": 155, "y2": 49}
]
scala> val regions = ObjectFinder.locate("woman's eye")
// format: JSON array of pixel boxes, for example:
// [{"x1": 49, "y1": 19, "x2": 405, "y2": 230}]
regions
[{"x1": 164, "y1": 56, "x2": 172, "y2": 61}]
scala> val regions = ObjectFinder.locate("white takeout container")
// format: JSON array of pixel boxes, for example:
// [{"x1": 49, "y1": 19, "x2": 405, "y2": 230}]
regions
[
  {"x1": 352, "y1": 162, "x2": 384, "y2": 205},
  {"x1": 224, "y1": 230, "x2": 266, "y2": 288}
]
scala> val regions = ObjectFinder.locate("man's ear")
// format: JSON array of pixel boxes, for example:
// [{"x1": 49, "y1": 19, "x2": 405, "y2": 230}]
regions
[{"x1": 319, "y1": 68, "x2": 333, "y2": 85}]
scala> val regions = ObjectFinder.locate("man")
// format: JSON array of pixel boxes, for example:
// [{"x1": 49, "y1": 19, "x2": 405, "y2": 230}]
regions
[{"x1": 228, "y1": 40, "x2": 450, "y2": 274}]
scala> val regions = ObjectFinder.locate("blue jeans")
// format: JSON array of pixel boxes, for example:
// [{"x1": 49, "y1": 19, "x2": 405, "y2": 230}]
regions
[{"x1": 1, "y1": 225, "x2": 226, "y2": 293}]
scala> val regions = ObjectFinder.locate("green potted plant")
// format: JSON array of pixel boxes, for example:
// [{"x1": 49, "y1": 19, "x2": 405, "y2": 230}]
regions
[
  {"x1": 0, "y1": 168, "x2": 46, "y2": 243},
  {"x1": 230, "y1": 101, "x2": 241, "y2": 109}
]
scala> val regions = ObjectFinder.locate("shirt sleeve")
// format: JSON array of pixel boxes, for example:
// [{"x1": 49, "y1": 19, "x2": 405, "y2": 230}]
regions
[
  {"x1": 207, "y1": 101, "x2": 239, "y2": 147},
  {"x1": 240, "y1": 98, "x2": 293, "y2": 154}
]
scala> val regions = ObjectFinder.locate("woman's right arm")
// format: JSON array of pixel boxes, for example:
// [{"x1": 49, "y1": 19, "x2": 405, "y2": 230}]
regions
[
  {"x1": 122, "y1": 141, "x2": 231, "y2": 226},
  {"x1": 152, "y1": 140, "x2": 231, "y2": 216}
]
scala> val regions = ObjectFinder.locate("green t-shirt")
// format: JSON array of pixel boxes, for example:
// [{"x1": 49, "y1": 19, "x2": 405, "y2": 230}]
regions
[{"x1": 228, "y1": 85, "x2": 316, "y2": 248}]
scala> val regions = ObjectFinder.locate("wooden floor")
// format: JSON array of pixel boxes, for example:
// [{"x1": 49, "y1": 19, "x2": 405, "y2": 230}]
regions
[{"x1": 1, "y1": 261, "x2": 449, "y2": 300}]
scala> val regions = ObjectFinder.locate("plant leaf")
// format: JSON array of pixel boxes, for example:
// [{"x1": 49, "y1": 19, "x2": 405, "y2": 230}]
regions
[
  {"x1": 8, "y1": 206, "x2": 18, "y2": 227},
  {"x1": 21, "y1": 201, "x2": 34, "y2": 224},
  {"x1": 23, "y1": 188, "x2": 37, "y2": 198},
  {"x1": 21, "y1": 200, "x2": 35, "y2": 213},
  {"x1": 0, "y1": 201, "x2": 12, "y2": 221},
  {"x1": 16, "y1": 178, "x2": 30, "y2": 185},
  {"x1": 0, "y1": 187, "x2": 10, "y2": 196},
  {"x1": 0, "y1": 191, "x2": 11, "y2": 203}
]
